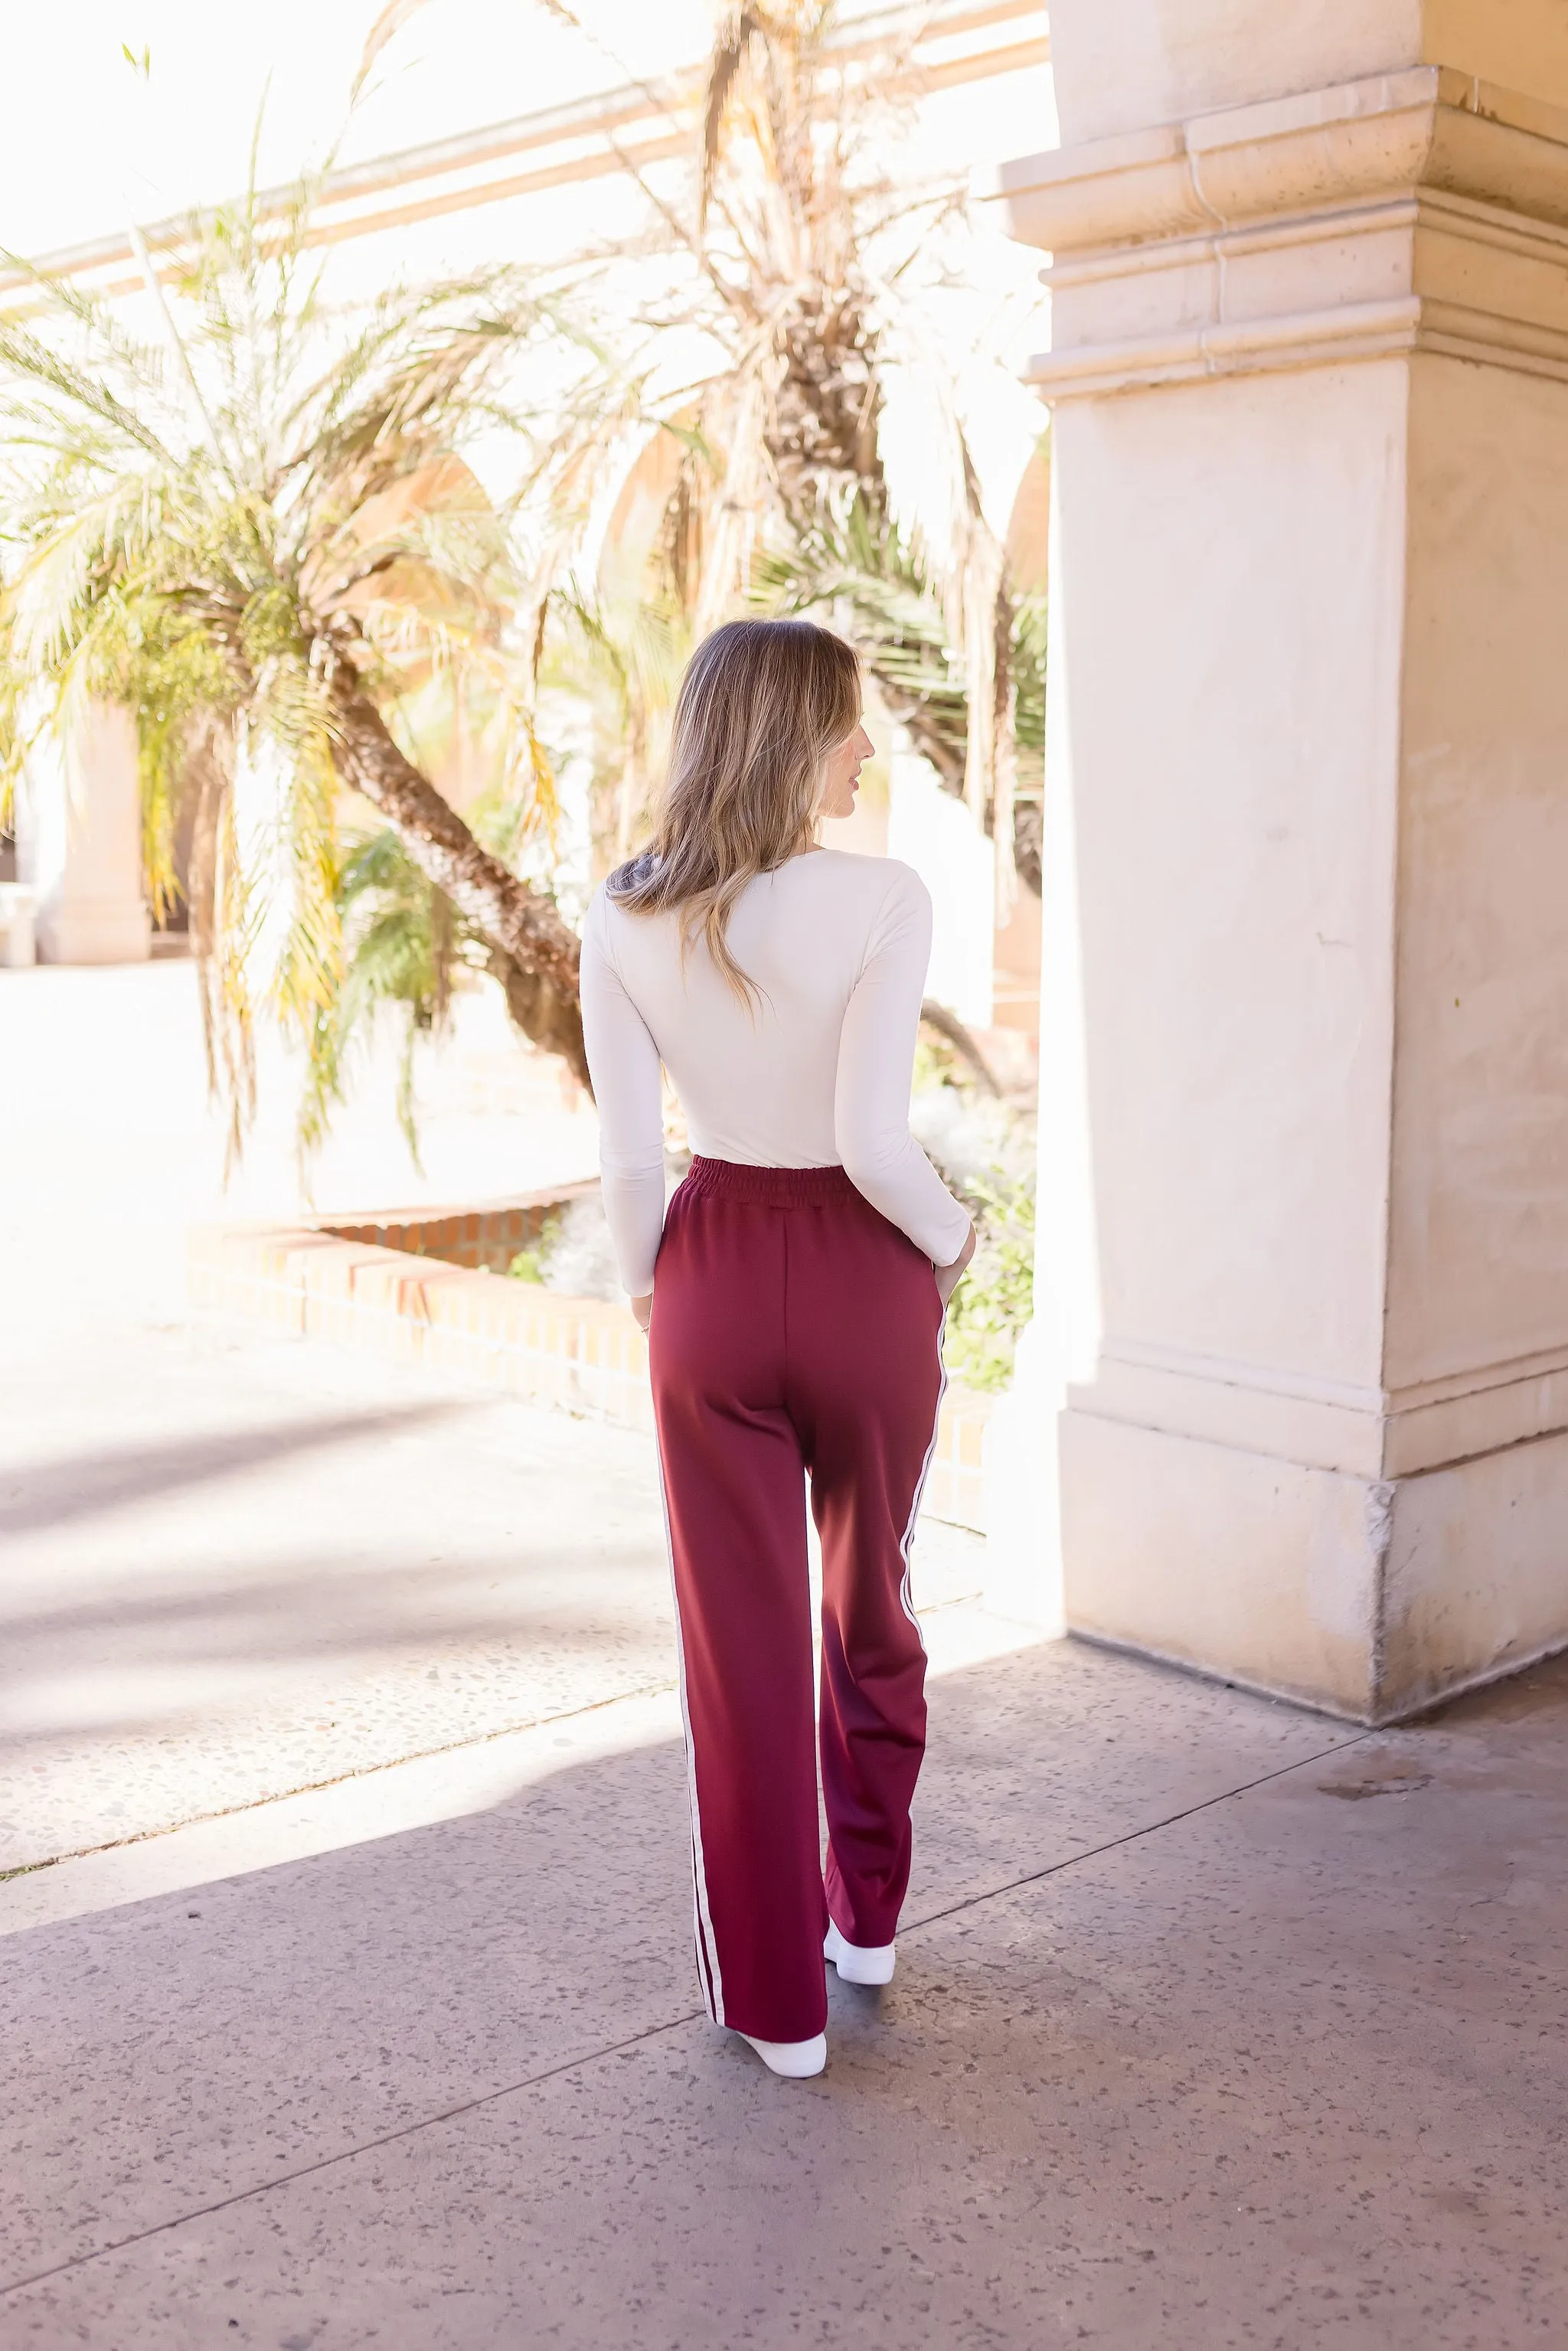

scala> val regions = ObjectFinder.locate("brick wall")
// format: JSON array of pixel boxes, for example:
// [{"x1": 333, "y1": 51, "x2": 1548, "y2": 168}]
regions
[
  {"x1": 188, "y1": 1202, "x2": 991, "y2": 1532},
  {"x1": 323, "y1": 1180, "x2": 599, "y2": 1274}
]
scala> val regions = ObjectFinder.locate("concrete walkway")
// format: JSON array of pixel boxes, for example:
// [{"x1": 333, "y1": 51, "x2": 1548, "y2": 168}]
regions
[
  {"x1": 5, "y1": 1594, "x2": 1564, "y2": 2346},
  {"x1": 0, "y1": 1298, "x2": 1008, "y2": 1879},
  {"x1": 4, "y1": 964, "x2": 1566, "y2": 2345}
]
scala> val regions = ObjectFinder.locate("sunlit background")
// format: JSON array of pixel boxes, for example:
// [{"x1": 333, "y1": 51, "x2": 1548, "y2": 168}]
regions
[{"x1": 1, "y1": 2, "x2": 1055, "y2": 1378}]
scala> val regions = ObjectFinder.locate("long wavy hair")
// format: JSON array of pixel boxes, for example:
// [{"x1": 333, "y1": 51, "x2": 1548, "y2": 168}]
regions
[{"x1": 607, "y1": 618, "x2": 861, "y2": 1001}]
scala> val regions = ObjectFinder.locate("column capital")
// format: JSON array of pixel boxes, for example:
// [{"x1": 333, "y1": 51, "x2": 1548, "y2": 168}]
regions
[{"x1": 987, "y1": 66, "x2": 1568, "y2": 399}]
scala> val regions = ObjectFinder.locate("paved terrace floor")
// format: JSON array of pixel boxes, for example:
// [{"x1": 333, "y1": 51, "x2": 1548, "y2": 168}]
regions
[{"x1": 2, "y1": 962, "x2": 1566, "y2": 2347}]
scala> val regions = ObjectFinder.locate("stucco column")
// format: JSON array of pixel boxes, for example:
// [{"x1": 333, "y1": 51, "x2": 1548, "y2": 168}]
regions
[
  {"x1": 989, "y1": 3, "x2": 1568, "y2": 1718},
  {"x1": 18, "y1": 704, "x2": 151, "y2": 965}
]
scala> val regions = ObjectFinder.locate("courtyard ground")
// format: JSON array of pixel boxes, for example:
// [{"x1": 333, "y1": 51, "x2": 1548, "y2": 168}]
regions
[{"x1": 2, "y1": 962, "x2": 1564, "y2": 2346}]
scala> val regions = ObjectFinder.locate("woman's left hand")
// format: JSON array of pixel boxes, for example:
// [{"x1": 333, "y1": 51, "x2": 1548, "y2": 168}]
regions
[
  {"x1": 632, "y1": 1292, "x2": 654, "y2": 1332},
  {"x1": 934, "y1": 1226, "x2": 976, "y2": 1308}
]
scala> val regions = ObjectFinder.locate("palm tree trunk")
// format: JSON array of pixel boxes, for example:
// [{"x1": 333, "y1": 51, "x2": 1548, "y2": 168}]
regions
[
  {"x1": 1011, "y1": 802, "x2": 1043, "y2": 898},
  {"x1": 329, "y1": 680, "x2": 591, "y2": 1090}
]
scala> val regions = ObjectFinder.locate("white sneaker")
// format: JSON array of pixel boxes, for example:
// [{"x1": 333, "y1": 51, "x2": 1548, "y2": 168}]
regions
[
  {"x1": 739, "y1": 2031, "x2": 828, "y2": 2078},
  {"x1": 825, "y1": 1918, "x2": 896, "y2": 1986}
]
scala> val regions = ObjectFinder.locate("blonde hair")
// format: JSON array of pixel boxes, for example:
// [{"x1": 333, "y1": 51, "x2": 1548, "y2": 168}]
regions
[{"x1": 607, "y1": 618, "x2": 861, "y2": 1000}]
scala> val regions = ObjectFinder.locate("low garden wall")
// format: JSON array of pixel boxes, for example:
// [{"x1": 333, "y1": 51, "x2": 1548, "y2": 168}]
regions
[
  {"x1": 323, "y1": 1183, "x2": 599, "y2": 1274},
  {"x1": 188, "y1": 1191, "x2": 990, "y2": 1532}
]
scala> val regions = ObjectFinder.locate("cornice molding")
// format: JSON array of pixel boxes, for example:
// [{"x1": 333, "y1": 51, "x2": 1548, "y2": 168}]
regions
[
  {"x1": 992, "y1": 67, "x2": 1568, "y2": 254},
  {"x1": 987, "y1": 66, "x2": 1568, "y2": 400}
]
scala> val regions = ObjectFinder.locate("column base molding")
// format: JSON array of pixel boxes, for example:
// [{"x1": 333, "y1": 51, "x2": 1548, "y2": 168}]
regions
[
  {"x1": 35, "y1": 895, "x2": 152, "y2": 965},
  {"x1": 1061, "y1": 1408, "x2": 1568, "y2": 1722}
]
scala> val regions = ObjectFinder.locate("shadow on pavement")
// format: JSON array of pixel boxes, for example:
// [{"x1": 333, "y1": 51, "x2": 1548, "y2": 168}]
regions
[
  {"x1": 0, "y1": 1405, "x2": 465, "y2": 1540},
  {"x1": 3, "y1": 1641, "x2": 1564, "y2": 2346}
]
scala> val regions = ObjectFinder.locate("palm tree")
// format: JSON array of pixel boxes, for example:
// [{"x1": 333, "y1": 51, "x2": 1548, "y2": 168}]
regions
[
  {"x1": 362, "y1": 0, "x2": 1047, "y2": 894},
  {"x1": 640, "y1": 0, "x2": 1045, "y2": 896},
  {"x1": 0, "y1": 161, "x2": 624, "y2": 1154}
]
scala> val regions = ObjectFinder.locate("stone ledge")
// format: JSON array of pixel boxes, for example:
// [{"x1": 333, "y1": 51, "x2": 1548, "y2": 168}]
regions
[
  {"x1": 1025, "y1": 293, "x2": 1425, "y2": 400},
  {"x1": 1074, "y1": 1321, "x2": 1568, "y2": 1482},
  {"x1": 187, "y1": 1219, "x2": 991, "y2": 1533}
]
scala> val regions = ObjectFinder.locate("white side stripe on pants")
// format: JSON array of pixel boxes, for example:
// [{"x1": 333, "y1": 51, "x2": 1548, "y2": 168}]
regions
[
  {"x1": 895, "y1": 1299, "x2": 949, "y2": 1652},
  {"x1": 651, "y1": 1426, "x2": 726, "y2": 2026}
]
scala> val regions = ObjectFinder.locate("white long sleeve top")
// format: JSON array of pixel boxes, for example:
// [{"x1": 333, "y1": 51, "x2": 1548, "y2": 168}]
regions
[{"x1": 580, "y1": 848, "x2": 972, "y2": 1297}]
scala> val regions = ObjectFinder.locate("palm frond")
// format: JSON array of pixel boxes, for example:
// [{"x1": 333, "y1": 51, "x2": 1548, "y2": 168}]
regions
[{"x1": 0, "y1": 132, "x2": 621, "y2": 1152}]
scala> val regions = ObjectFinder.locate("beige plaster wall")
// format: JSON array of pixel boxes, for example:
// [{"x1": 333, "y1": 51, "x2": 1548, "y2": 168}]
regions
[
  {"x1": 1049, "y1": 0, "x2": 1422, "y2": 144},
  {"x1": 1050, "y1": 2, "x2": 1568, "y2": 147},
  {"x1": 1387, "y1": 354, "x2": 1568, "y2": 1393},
  {"x1": 1053, "y1": 362, "x2": 1404, "y2": 1394},
  {"x1": 1425, "y1": 1, "x2": 1568, "y2": 112}
]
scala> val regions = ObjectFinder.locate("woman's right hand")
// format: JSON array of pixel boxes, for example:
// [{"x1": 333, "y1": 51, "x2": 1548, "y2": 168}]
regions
[
  {"x1": 934, "y1": 1226, "x2": 976, "y2": 1308},
  {"x1": 631, "y1": 1291, "x2": 654, "y2": 1333}
]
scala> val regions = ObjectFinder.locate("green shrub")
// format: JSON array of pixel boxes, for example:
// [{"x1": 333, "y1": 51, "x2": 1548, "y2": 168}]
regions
[
  {"x1": 942, "y1": 1171, "x2": 1035, "y2": 1393},
  {"x1": 508, "y1": 1214, "x2": 561, "y2": 1284}
]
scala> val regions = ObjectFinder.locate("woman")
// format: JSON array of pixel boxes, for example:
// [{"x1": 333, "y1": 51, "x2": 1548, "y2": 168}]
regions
[{"x1": 580, "y1": 618, "x2": 975, "y2": 2080}]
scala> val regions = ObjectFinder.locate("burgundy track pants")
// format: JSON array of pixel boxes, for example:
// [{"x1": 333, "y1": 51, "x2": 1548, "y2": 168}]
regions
[{"x1": 648, "y1": 1156, "x2": 946, "y2": 2043}]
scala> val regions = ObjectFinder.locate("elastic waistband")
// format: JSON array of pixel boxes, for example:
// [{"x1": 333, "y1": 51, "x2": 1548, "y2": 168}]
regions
[{"x1": 682, "y1": 1156, "x2": 859, "y2": 1208}]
